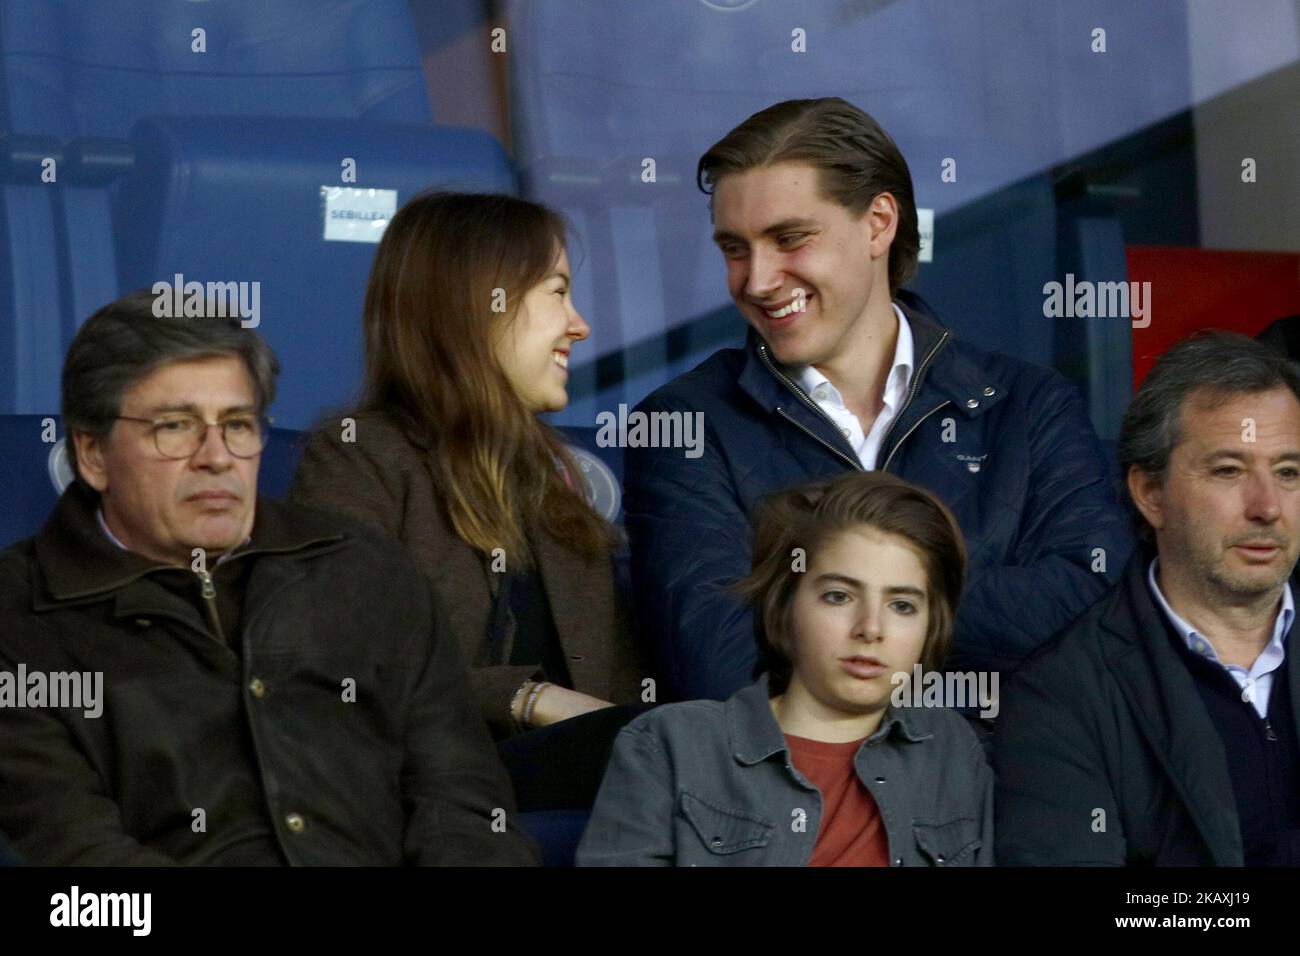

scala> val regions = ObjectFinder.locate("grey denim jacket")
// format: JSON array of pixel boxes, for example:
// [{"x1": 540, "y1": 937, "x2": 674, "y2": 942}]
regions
[{"x1": 576, "y1": 676, "x2": 994, "y2": 866}]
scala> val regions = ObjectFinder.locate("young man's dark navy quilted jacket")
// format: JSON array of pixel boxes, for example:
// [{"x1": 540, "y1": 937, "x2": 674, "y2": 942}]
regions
[{"x1": 624, "y1": 290, "x2": 1135, "y2": 701}]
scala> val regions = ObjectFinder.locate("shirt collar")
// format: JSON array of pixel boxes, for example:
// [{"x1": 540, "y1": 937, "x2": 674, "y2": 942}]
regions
[
  {"x1": 1146, "y1": 557, "x2": 1293, "y2": 666},
  {"x1": 792, "y1": 303, "x2": 914, "y2": 409},
  {"x1": 726, "y1": 673, "x2": 930, "y2": 766},
  {"x1": 35, "y1": 482, "x2": 346, "y2": 605},
  {"x1": 96, "y1": 506, "x2": 251, "y2": 567},
  {"x1": 96, "y1": 506, "x2": 130, "y2": 551}
]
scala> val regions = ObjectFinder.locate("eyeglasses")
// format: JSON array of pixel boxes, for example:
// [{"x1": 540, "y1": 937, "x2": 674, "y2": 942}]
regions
[{"x1": 115, "y1": 413, "x2": 271, "y2": 460}]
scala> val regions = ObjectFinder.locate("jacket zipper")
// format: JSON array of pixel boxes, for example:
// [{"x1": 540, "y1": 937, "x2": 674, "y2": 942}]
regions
[
  {"x1": 879, "y1": 401, "x2": 952, "y2": 473},
  {"x1": 757, "y1": 343, "x2": 864, "y2": 472},
  {"x1": 196, "y1": 570, "x2": 226, "y2": 645},
  {"x1": 758, "y1": 328, "x2": 953, "y2": 474},
  {"x1": 878, "y1": 329, "x2": 951, "y2": 472},
  {"x1": 48, "y1": 530, "x2": 347, "y2": 605},
  {"x1": 776, "y1": 408, "x2": 863, "y2": 472}
]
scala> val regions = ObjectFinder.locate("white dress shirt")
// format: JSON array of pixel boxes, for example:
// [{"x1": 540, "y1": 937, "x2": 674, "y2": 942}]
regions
[
  {"x1": 791, "y1": 302, "x2": 913, "y2": 470},
  {"x1": 1147, "y1": 558, "x2": 1292, "y2": 719}
]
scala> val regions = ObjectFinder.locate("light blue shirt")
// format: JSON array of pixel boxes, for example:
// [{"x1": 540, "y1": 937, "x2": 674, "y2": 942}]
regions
[
  {"x1": 97, "y1": 507, "x2": 248, "y2": 567},
  {"x1": 1147, "y1": 558, "x2": 1292, "y2": 718},
  {"x1": 95, "y1": 507, "x2": 131, "y2": 551}
]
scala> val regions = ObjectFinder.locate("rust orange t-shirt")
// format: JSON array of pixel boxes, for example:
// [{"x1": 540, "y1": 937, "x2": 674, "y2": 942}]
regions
[{"x1": 785, "y1": 734, "x2": 890, "y2": 867}]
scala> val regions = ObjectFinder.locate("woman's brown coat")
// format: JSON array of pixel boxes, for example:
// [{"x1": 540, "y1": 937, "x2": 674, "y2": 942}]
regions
[{"x1": 288, "y1": 409, "x2": 646, "y2": 736}]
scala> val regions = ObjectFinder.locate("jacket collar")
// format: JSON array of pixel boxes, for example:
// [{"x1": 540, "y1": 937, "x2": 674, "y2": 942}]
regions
[
  {"x1": 32, "y1": 481, "x2": 346, "y2": 606},
  {"x1": 727, "y1": 673, "x2": 931, "y2": 766},
  {"x1": 737, "y1": 290, "x2": 1007, "y2": 420},
  {"x1": 1097, "y1": 545, "x2": 1300, "y2": 864},
  {"x1": 736, "y1": 291, "x2": 1012, "y2": 470}
]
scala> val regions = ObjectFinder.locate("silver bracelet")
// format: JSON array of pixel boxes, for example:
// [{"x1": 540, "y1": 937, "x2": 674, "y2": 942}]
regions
[
  {"x1": 522, "y1": 681, "x2": 551, "y2": 728},
  {"x1": 509, "y1": 680, "x2": 533, "y2": 731}
]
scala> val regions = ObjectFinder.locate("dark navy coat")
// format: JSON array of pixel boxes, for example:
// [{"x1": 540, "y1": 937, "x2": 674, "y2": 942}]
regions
[{"x1": 624, "y1": 290, "x2": 1135, "y2": 701}]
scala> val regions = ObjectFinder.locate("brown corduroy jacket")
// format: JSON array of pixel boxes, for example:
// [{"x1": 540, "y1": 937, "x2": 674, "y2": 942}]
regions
[{"x1": 288, "y1": 409, "x2": 646, "y2": 737}]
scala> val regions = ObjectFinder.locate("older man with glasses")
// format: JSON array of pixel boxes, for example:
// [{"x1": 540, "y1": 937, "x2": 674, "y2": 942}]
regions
[{"x1": 0, "y1": 290, "x2": 538, "y2": 866}]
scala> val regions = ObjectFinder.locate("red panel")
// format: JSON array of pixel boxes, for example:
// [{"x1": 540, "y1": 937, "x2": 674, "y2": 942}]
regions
[{"x1": 1126, "y1": 246, "x2": 1300, "y2": 391}]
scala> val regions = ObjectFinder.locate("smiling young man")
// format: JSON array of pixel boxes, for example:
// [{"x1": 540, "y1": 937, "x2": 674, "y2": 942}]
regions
[
  {"x1": 0, "y1": 291, "x2": 537, "y2": 865},
  {"x1": 996, "y1": 331, "x2": 1300, "y2": 865},
  {"x1": 623, "y1": 97, "x2": 1133, "y2": 702}
]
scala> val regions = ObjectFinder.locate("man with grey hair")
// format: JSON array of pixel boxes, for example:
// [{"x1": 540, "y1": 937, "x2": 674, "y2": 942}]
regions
[
  {"x1": 0, "y1": 291, "x2": 538, "y2": 866},
  {"x1": 996, "y1": 330, "x2": 1300, "y2": 866}
]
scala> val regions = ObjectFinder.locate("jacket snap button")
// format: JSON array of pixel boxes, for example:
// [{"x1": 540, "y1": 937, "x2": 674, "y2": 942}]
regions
[
  {"x1": 711, "y1": 837, "x2": 723, "y2": 847},
  {"x1": 249, "y1": 677, "x2": 266, "y2": 699},
  {"x1": 874, "y1": 776, "x2": 886, "y2": 783},
  {"x1": 134, "y1": 618, "x2": 151, "y2": 628},
  {"x1": 893, "y1": 857, "x2": 903, "y2": 866},
  {"x1": 569, "y1": 654, "x2": 585, "y2": 662},
  {"x1": 965, "y1": 398, "x2": 979, "y2": 409},
  {"x1": 285, "y1": 813, "x2": 305, "y2": 833},
  {"x1": 982, "y1": 386, "x2": 996, "y2": 396},
  {"x1": 936, "y1": 855, "x2": 946, "y2": 865}
]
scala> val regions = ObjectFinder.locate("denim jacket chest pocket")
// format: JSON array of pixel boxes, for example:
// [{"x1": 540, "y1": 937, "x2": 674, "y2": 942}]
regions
[
  {"x1": 677, "y1": 791, "x2": 776, "y2": 863},
  {"x1": 912, "y1": 816, "x2": 982, "y2": 866}
]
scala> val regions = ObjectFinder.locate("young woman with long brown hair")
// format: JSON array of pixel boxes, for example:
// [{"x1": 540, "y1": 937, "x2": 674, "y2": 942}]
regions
[{"x1": 289, "y1": 190, "x2": 649, "y2": 810}]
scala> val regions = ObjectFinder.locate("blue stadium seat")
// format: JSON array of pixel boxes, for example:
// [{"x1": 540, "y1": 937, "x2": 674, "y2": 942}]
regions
[
  {"x1": 0, "y1": 0, "x2": 516, "y2": 430},
  {"x1": 113, "y1": 117, "x2": 514, "y2": 430},
  {"x1": 555, "y1": 425, "x2": 623, "y2": 524},
  {"x1": 517, "y1": 809, "x2": 591, "y2": 868},
  {"x1": 0, "y1": 416, "x2": 66, "y2": 550},
  {"x1": 0, "y1": 0, "x2": 427, "y2": 407}
]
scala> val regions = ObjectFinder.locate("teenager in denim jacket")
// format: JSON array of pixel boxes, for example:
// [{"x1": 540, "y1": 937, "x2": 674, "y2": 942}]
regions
[{"x1": 577, "y1": 471, "x2": 992, "y2": 866}]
